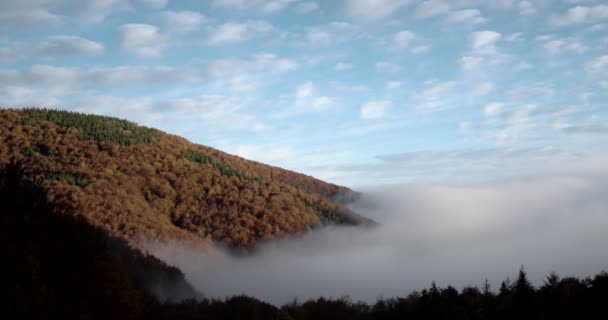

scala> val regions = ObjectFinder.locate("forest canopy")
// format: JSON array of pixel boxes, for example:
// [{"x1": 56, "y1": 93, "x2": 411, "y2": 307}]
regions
[{"x1": 0, "y1": 108, "x2": 367, "y2": 248}]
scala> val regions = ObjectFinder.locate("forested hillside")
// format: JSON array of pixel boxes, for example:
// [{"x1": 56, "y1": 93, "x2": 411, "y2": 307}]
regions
[
  {"x1": 0, "y1": 108, "x2": 367, "y2": 248},
  {"x1": 1, "y1": 163, "x2": 197, "y2": 319}
]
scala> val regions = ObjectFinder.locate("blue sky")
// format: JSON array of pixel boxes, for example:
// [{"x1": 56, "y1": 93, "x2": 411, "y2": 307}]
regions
[{"x1": 1, "y1": 0, "x2": 607, "y2": 187}]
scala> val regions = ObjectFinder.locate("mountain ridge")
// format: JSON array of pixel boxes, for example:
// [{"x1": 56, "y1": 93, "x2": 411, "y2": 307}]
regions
[{"x1": 0, "y1": 108, "x2": 368, "y2": 249}]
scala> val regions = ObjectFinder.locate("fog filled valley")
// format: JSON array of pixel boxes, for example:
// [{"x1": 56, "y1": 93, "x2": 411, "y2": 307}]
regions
[{"x1": 149, "y1": 163, "x2": 608, "y2": 305}]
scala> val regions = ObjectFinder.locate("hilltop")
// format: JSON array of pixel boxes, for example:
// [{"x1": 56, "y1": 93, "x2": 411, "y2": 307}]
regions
[{"x1": 0, "y1": 108, "x2": 367, "y2": 249}]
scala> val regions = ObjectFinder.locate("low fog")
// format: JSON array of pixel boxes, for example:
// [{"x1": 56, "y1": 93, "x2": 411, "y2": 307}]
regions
[{"x1": 147, "y1": 164, "x2": 608, "y2": 305}]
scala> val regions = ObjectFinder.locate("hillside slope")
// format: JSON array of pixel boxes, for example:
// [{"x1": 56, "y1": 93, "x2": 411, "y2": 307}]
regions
[
  {"x1": 0, "y1": 108, "x2": 366, "y2": 248},
  {"x1": 1, "y1": 163, "x2": 198, "y2": 319}
]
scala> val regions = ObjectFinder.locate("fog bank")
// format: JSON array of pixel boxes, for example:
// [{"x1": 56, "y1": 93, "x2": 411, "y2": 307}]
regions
[{"x1": 147, "y1": 167, "x2": 608, "y2": 305}]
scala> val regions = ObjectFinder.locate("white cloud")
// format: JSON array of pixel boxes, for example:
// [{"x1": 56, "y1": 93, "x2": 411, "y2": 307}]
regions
[
  {"x1": 514, "y1": 62, "x2": 534, "y2": 71},
  {"x1": 312, "y1": 96, "x2": 333, "y2": 109},
  {"x1": 206, "y1": 53, "x2": 298, "y2": 77},
  {"x1": 162, "y1": 11, "x2": 206, "y2": 33},
  {"x1": 518, "y1": 1, "x2": 536, "y2": 15},
  {"x1": 0, "y1": 64, "x2": 199, "y2": 95},
  {"x1": 306, "y1": 29, "x2": 332, "y2": 45},
  {"x1": 330, "y1": 81, "x2": 369, "y2": 92},
  {"x1": 212, "y1": 0, "x2": 257, "y2": 9},
  {"x1": 1, "y1": 85, "x2": 34, "y2": 99},
  {"x1": 0, "y1": 0, "x2": 132, "y2": 29},
  {"x1": 118, "y1": 24, "x2": 168, "y2": 57},
  {"x1": 212, "y1": 0, "x2": 295, "y2": 14},
  {"x1": 303, "y1": 22, "x2": 355, "y2": 46},
  {"x1": 409, "y1": 80, "x2": 457, "y2": 110},
  {"x1": 77, "y1": 0, "x2": 131, "y2": 24},
  {"x1": 460, "y1": 56, "x2": 484, "y2": 70},
  {"x1": 386, "y1": 81, "x2": 402, "y2": 89},
  {"x1": 505, "y1": 32, "x2": 524, "y2": 42},
  {"x1": 471, "y1": 30, "x2": 502, "y2": 54},
  {"x1": 393, "y1": 30, "x2": 415, "y2": 49},
  {"x1": 414, "y1": 0, "x2": 450, "y2": 19},
  {"x1": 543, "y1": 38, "x2": 588, "y2": 55},
  {"x1": 550, "y1": 5, "x2": 608, "y2": 26},
  {"x1": 0, "y1": 8, "x2": 62, "y2": 29},
  {"x1": 294, "y1": 2, "x2": 319, "y2": 14},
  {"x1": 588, "y1": 23, "x2": 607, "y2": 32},
  {"x1": 343, "y1": 0, "x2": 411, "y2": 20},
  {"x1": 495, "y1": 104, "x2": 538, "y2": 142},
  {"x1": 360, "y1": 100, "x2": 392, "y2": 119},
  {"x1": 506, "y1": 82, "x2": 555, "y2": 98},
  {"x1": 376, "y1": 61, "x2": 401, "y2": 73},
  {"x1": 484, "y1": 102, "x2": 504, "y2": 116},
  {"x1": 296, "y1": 82, "x2": 315, "y2": 99},
  {"x1": 472, "y1": 82, "x2": 494, "y2": 96},
  {"x1": 461, "y1": 30, "x2": 504, "y2": 71},
  {"x1": 35, "y1": 35, "x2": 104, "y2": 57},
  {"x1": 335, "y1": 62, "x2": 354, "y2": 70},
  {"x1": 445, "y1": 9, "x2": 486, "y2": 24},
  {"x1": 411, "y1": 45, "x2": 430, "y2": 54},
  {"x1": 137, "y1": 0, "x2": 168, "y2": 8},
  {"x1": 0, "y1": 47, "x2": 20, "y2": 62},
  {"x1": 262, "y1": 0, "x2": 297, "y2": 14},
  {"x1": 207, "y1": 20, "x2": 273, "y2": 45},
  {"x1": 585, "y1": 55, "x2": 608, "y2": 73}
]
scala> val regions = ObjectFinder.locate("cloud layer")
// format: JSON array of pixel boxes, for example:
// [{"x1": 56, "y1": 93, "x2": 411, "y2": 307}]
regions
[{"x1": 148, "y1": 155, "x2": 608, "y2": 305}]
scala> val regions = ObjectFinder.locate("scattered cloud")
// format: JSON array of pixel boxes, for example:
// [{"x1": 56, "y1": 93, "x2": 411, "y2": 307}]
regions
[
  {"x1": 294, "y1": 1, "x2": 319, "y2": 14},
  {"x1": 445, "y1": 9, "x2": 487, "y2": 24},
  {"x1": 303, "y1": 22, "x2": 355, "y2": 46},
  {"x1": 206, "y1": 53, "x2": 298, "y2": 77},
  {"x1": 543, "y1": 38, "x2": 588, "y2": 55},
  {"x1": 414, "y1": 0, "x2": 450, "y2": 19},
  {"x1": 207, "y1": 20, "x2": 273, "y2": 45},
  {"x1": 550, "y1": 5, "x2": 608, "y2": 26},
  {"x1": 408, "y1": 80, "x2": 457, "y2": 110},
  {"x1": 375, "y1": 61, "x2": 401, "y2": 72},
  {"x1": 360, "y1": 100, "x2": 392, "y2": 119},
  {"x1": 484, "y1": 102, "x2": 504, "y2": 116},
  {"x1": 312, "y1": 96, "x2": 333, "y2": 109},
  {"x1": 386, "y1": 81, "x2": 402, "y2": 89},
  {"x1": 35, "y1": 35, "x2": 104, "y2": 57},
  {"x1": 585, "y1": 55, "x2": 608, "y2": 73},
  {"x1": 295, "y1": 81, "x2": 315, "y2": 99},
  {"x1": 472, "y1": 82, "x2": 494, "y2": 96},
  {"x1": 162, "y1": 11, "x2": 206, "y2": 33},
  {"x1": 393, "y1": 30, "x2": 415, "y2": 49},
  {"x1": 335, "y1": 62, "x2": 354, "y2": 70},
  {"x1": 461, "y1": 30, "x2": 505, "y2": 71},
  {"x1": 518, "y1": 1, "x2": 536, "y2": 16},
  {"x1": 343, "y1": 0, "x2": 411, "y2": 20},
  {"x1": 0, "y1": 64, "x2": 199, "y2": 96},
  {"x1": 212, "y1": 0, "x2": 296, "y2": 14},
  {"x1": 118, "y1": 24, "x2": 168, "y2": 57},
  {"x1": 137, "y1": 0, "x2": 168, "y2": 9}
]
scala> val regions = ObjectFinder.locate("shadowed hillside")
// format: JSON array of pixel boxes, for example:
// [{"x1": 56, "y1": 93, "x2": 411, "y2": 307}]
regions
[
  {"x1": 0, "y1": 162, "x2": 198, "y2": 319},
  {"x1": 0, "y1": 108, "x2": 368, "y2": 248}
]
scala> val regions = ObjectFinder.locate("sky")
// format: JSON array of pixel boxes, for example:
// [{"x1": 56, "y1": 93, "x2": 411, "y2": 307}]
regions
[{"x1": 1, "y1": 0, "x2": 607, "y2": 187}]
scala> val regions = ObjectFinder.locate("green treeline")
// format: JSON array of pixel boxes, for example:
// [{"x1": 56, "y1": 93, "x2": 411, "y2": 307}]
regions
[
  {"x1": 183, "y1": 148, "x2": 254, "y2": 182},
  {"x1": 44, "y1": 171, "x2": 89, "y2": 187},
  {"x1": 294, "y1": 194, "x2": 347, "y2": 225},
  {"x1": 20, "y1": 108, "x2": 160, "y2": 145},
  {"x1": 157, "y1": 268, "x2": 608, "y2": 320}
]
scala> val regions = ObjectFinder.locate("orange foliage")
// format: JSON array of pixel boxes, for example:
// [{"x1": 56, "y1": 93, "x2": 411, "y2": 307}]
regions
[{"x1": 0, "y1": 109, "x2": 365, "y2": 248}]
